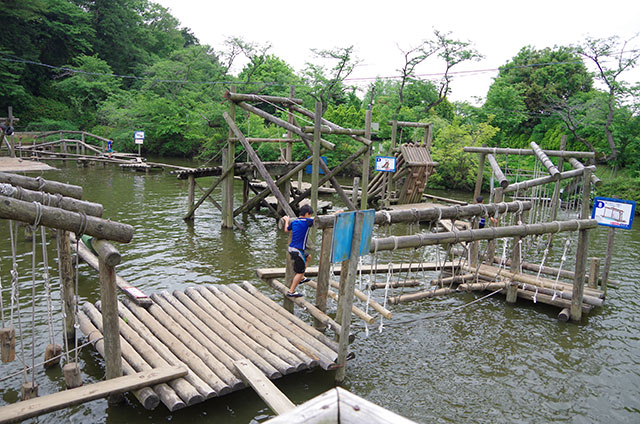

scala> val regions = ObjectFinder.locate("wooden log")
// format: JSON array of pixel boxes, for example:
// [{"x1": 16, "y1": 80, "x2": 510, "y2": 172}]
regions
[
  {"x1": 558, "y1": 308, "x2": 571, "y2": 322},
  {"x1": 236, "y1": 101, "x2": 335, "y2": 150},
  {"x1": 360, "y1": 108, "x2": 372, "y2": 209},
  {"x1": 530, "y1": 142, "x2": 561, "y2": 180},
  {"x1": 43, "y1": 343, "x2": 62, "y2": 369},
  {"x1": 516, "y1": 287, "x2": 592, "y2": 313},
  {"x1": 223, "y1": 112, "x2": 295, "y2": 218},
  {"x1": 571, "y1": 168, "x2": 591, "y2": 322},
  {"x1": 372, "y1": 219, "x2": 597, "y2": 252},
  {"x1": 486, "y1": 154, "x2": 508, "y2": 188},
  {"x1": 91, "y1": 238, "x2": 121, "y2": 267},
  {"x1": 0, "y1": 183, "x2": 102, "y2": 216},
  {"x1": 63, "y1": 363, "x2": 83, "y2": 389},
  {"x1": 77, "y1": 310, "x2": 165, "y2": 410},
  {"x1": 315, "y1": 200, "x2": 532, "y2": 229},
  {"x1": 301, "y1": 126, "x2": 366, "y2": 135},
  {"x1": 182, "y1": 288, "x2": 296, "y2": 375},
  {"x1": 311, "y1": 101, "x2": 321, "y2": 221},
  {"x1": 145, "y1": 295, "x2": 240, "y2": 392},
  {"x1": 233, "y1": 359, "x2": 295, "y2": 415},
  {"x1": 115, "y1": 300, "x2": 215, "y2": 400},
  {"x1": 588, "y1": 257, "x2": 601, "y2": 289},
  {"x1": 238, "y1": 282, "x2": 340, "y2": 352},
  {"x1": 225, "y1": 91, "x2": 303, "y2": 105},
  {"x1": 503, "y1": 166, "x2": 595, "y2": 194},
  {"x1": 228, "y1": 137, "x2": 301, "y2": 143},
  {"x1": 0, "y1": 195, "x2": 133, "y2": 242},
  {"x1": 567, "y1": 157, "x2": 602, "y2": 186},
  {"x1": 99, "y1": 256, "x2": 122, "y2": 406},
  {"x1": 291, "y1": 105, "x2": 372, "y2": 146},
  {"x1": 20, "y1": 382, "x2": 38, "y2": 401},
  {"x1": 368, "y1": 280, "x2": 421, "y2": 290},
  {"x1": 388, "y1": 287, "x2": 454, "y2": 304},
  {"x1": 184, "y1": 163, "x2": 234, "y2": 221},
  {"x1": 328, "y1": 280, "x2": 392, "y2": 319},
  {"x1": 306, "y1": 280, "x2": 374, "y2": 324},
  {"x1": 457, "y1": 282, "x2": 507, "y2": 291},
  {"x1": 222, "y1": 88, "x2": 236, "y2": 229},
  {"x1": 0, "y1": 171, "x2": 83, "y2": 198},
  {"x1": 170, "y1": 290, "x2": 281, "y2": 379},
  {"x1": 0, "y1": 327, "x2": 15, "y2": 363},
  {"x1": 601, "y1": 226, "x2": 615, "y2": 295},
  {"x1": 0, "y1": 367, "x2": 187, "y2": 424},
  {"x1": 218, "y1": 285, "x2": 337, "y2": 369},
  {"x1": 197, "y1": 286, "x2": 309, "y2": 370},
  {"x1": 152, "y1": 292, "x2": 244, "y2": 387},
  {"x1": 315, "y1": 227, "x2": 332, "y2": 330},
  {"x1": 265, "y1": 278, "x2": 341, "y2": 334},
  {"x1": 463, "y1": 146, "x2": 595, "y2": 158},
  {"x1": 193, "y1": 181, "x2": 244, "y2": 230},
  {"x1": 207, "y1": 287, "x2": 320, "y2": 368}
]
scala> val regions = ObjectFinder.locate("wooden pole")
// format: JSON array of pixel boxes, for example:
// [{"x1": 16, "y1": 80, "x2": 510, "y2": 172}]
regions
[
  {"x1": 486, "y1": 154, "x2": 508, "y2": 189},
  {"x1": 222, "y1": 85, "x2": 236, "y2": 229},
  {"x1": 567, "y1": 157, "x2": 603, "y2": 186},
  {"x1": 57, "y1": 230, "x2": 75, "y2": 341},
  {"x1": 0, "y1": 172, "x2": 83, "y2": 199},
  {"x1": 588, "y1": 257, "x2": 601, "y2": 289},
  {"x1": 351, "y1": 177, "x2": 360, "y2": 207},
  {"x1": 99, "y1": 250, "x2": 123, "y2": 404},
  {"x1": 600, "y1": 227, "x2": 615, "y2": 296},
  {"x1": 311, "y1": 102, "x2": 321, "y2": 218},
  {"x1": 530, "y1": 141, "x2": 561, "y2": 180},
  {"x1": 570, "y1": 168, "x2": 592, "y2": 322},
  {"x1": 360, "y1": 106, "x2": 372, "y2": 209},
  {"x1": 223, "y1": 113, "x2": 295, "y2": 218},
  {"x1": 470, "y1": 152, "x2": 487, "y2": 266},
  {"x1": 385, "y1": 121, "x2": 398, "y2": 207},
  {"x1": 506, "y1": 233, "x2": 521, "y2": 303},
  {"x1": 186, "y1": 175, "x2": 195, "y2": 221},
  {"x1": 335, "y1": 211, "x2": 364, "y2": 383},
  {"x1": 0, "y1": 183, "x2": 102, "y2": 217},
  {"x1": 550, "y1": 135, "x2": 567, "y2": 222},
  {"x1": 314, "y1": 227, "x2": 333, "y2": 330},
  {"x1": 283, "y1": 86, "x2": 295, "y2": 216},
  {"x1": 503, "y1": 166, "x2": 595, "y2": 194},
  {"x1": 463, "y1": 146, "x2": 595, "y2": 158}
]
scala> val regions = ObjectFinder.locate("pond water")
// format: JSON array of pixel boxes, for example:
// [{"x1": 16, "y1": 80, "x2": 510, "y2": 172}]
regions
[{"x1": 1, "y1": 160, "x2": 639, "y2": 423}]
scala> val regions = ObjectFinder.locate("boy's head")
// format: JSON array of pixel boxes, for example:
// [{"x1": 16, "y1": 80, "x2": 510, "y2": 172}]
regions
[
  {"x1": 299, "y1": 204, "x2": 314, "y2": 218},
  {"x1": 476, "y1": 196, "x2": 484, "y2": 204}
]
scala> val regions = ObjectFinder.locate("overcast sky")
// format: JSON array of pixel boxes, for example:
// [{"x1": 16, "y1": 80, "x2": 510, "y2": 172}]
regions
[{"x1": 156, "y1": 0, "x2": 640, "y2": 104}]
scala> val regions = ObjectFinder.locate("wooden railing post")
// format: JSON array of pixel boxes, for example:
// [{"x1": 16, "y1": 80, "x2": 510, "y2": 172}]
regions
[
  {"x1": 222, "y1": 85, "x2": 236, "y2": 229},
  {"x1": 315, "y1": 227, "x2": 333, "y2": 330}
]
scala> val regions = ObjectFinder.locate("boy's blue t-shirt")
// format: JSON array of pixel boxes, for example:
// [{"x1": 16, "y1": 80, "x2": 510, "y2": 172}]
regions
[{"x1": 288, "y1": 218, "x2": 314, "y2": 251}]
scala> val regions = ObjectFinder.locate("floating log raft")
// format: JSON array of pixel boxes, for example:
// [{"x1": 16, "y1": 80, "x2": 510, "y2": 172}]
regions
[{"x1": 78, "y1": 283, "x2": 339, "y2": 411}]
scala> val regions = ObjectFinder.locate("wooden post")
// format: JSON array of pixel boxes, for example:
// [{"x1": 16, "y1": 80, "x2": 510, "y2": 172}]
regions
[
  {"x1": 600, "y1": 227, "x2": 615, "y2": 295},
  {"x1": 335, "y1": 211, "x2": 364, "y2": 384},
  {"x1": 57, "y1": 230, "x2": 75, "y2": 341},
  {"x1": 98, "y1": 241, "x2": 123, "y2": 404},
  {"x1": 283, "y1": 85, "x2": 295, "y2": 215},
  {"x1": 222, "y1": 85, "x2": 236, "y2": 229},
  {"x1": 570, "y1": 168, "x2": 592, "y2": 322},
  {"x1": 588, "y1": 257, "x2": 600, "y2": 289},
  {"x1": 486, "y1": 188, "x2": 503, "y2": 264},
  {"x1": 470, "y1": 152, "x2": 487, "y2": 266},
  {"x1": 506, "y1": 231, "x2": 521, "y2": 304},
  {"x1": 385, "y1": 121, "x2": 398, "y2": 208},
  {"x1": 360, "y1": 106, "x2": 372, "y2": 209},
  {"x1": 315, "y1": 227, "x2": 333, "y2": 330},
  {"x1": 186, "y1": 175, "x2": 195, "y2": 221},
  {"x1": 0, "y1": 327, "x2": 15, "y2": 363},
  {"x1": 486, "y1": 154, "x2": 508, "y2": 189},
  {"x1": 550, "y1": 135, "x2": 567, "y2": 222},
  {"x1": 351, "y1": 177, "x2": 360, "y2": 207},
  {"x1": 311, "y1": 102, "x2": 321, "y2": 218}
]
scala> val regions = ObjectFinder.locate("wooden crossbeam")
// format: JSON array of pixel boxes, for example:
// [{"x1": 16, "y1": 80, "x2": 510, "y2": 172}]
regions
[{"x1": 233, "y1": 359, "x2": 295, "y2": 416}]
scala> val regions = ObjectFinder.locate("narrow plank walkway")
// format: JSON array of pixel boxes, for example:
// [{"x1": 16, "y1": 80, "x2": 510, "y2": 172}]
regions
[
  {"x1": 78, "y1": 282, "x2": 339, "y2": 412},
  {"x1": 0, "y1": 157, "x2": 56, "y2": 172}
]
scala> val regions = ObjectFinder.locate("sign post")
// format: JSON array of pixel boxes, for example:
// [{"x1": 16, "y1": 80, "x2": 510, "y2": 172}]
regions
[
  {"x1": 134, "y1": 131, "x2": 145, "y2": 157},
  {"x1": 592, "y1": 197, "x2": 636, "y2": 292}
]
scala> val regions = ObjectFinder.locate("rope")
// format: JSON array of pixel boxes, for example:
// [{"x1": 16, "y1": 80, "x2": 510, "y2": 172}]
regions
[
  {"x1": 40, "y1": 226, "x2": 55, "y2": 346},
  {"x1": 56, "y1": 233, "x2": 71, "y2": 363},
  {"x1": 379, "y1": 262, "x2": 394, "y2": 333}
]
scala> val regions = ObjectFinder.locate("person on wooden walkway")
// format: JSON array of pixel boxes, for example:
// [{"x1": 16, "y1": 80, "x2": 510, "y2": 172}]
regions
[{"x1": 282, "y1": 204, "x2": 315, "y2": 297}]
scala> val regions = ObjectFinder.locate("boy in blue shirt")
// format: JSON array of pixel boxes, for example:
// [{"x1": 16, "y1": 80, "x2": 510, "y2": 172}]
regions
[{"x1": 282, "y1": 204, "x2": 315, "y2": 297}]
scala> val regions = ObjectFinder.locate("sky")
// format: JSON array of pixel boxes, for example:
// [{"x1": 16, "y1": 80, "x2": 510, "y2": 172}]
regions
[{"x1": 156, "y1": 0, "x2": 640, "y2": 104}]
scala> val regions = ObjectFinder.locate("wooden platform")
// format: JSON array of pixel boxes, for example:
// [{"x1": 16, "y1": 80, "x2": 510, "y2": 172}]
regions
[
  {"x1": 0, "y1": 157, "x2": 56, "y2": 172},
  {"x1": 78, "y1": 282, "x2": 339, "y2": 411}
]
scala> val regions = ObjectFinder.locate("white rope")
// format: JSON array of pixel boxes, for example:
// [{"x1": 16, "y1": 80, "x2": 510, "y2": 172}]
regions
[
  {"x1": 379, "y1": 262, "x2": 394, "y2": 333},
  {"x1": 40, "y1": 226, "x2": 55, "y2": 346}
]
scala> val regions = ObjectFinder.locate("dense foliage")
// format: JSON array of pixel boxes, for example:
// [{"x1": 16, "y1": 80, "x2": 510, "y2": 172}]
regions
[{"x1": 1, "y1": 1, "x2": 638, "y2": 202}]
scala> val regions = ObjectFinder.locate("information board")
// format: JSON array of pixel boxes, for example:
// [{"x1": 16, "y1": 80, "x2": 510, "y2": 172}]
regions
[
  {"x1": 375, "y1": 156, "x2": 396, "y2": 172},
  {"x1": 591, "y1": 197, "x2": 635, "y2": 230}
]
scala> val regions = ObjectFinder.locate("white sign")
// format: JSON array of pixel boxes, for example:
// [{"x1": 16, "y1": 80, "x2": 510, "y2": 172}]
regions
[
  {"x1": 135, "y1": 139, "x2": 144, "y2": 145},
  {"x1": 134, "y1": 131, "x2": 145, "y2": 139},
  {"x1": 591, "y1": 197, "x2": 635, "y2": 230},
  {"x1": 375, "y1": 156, "x2": 396, "y2": 172}
]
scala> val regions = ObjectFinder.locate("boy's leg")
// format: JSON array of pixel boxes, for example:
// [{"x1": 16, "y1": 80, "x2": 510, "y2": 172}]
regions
[{"x1": 289, "y1": 273, "x2": 304, "y2": 293}]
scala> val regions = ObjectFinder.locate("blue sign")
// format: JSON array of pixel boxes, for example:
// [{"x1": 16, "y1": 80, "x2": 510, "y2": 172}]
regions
[
  {"x1": 591, "y1": 197, "x2": 635, "y2": 230},
  {"x1": 375, "y1": 156, "x2": 396, "y2": 172},
  {"x1": 331, "y1": 210, "x2": 375, "y2": 263},
  {"x1": 305, "y1": 156, "x2": 327, "y2": 175},
  {"x1": 134, "y1": 131, "x2": 145, "y2": 139}
]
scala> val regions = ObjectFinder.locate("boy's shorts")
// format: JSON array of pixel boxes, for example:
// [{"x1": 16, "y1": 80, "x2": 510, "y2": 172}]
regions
[{"x1": 289, "y1": 250, "x2": 307, "y2": 274}]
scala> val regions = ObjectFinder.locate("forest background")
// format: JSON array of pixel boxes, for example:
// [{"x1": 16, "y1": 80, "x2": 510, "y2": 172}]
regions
[{"x1": 1, "y1": 0, "x2": 638, "y2": 202}]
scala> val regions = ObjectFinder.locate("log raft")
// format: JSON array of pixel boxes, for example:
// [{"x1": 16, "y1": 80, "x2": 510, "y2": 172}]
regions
[{"x1": 78, "y1": 283, "x2": 340, "y2": 411}]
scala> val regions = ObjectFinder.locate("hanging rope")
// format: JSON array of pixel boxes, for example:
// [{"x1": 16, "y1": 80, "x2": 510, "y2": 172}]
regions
[
  {"x1": 29, "y1": 202, "x2": 44, "y2": 386},
  {"x1": 40, "y1": 225, "x2": 55, "y2": 347},
  {"x1": 72, "y1": 212, "x2": 88, "y2": 365},
  {"x1": 56, "y1": 231, "x2": 71, "y2": 363}
]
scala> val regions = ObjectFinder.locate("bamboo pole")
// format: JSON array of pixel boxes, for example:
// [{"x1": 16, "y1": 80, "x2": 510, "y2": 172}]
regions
[
  {"x1": 0, "y1": 172, "x2": 83, "y2": 199},
  {"x1": 463, "y1": 146, "x2": 595, "y2": 158},
  {"x1": 0, "y1": 195, "x2": 133, "y2": 242},
  {"x1": 530, "y1": 141, "x2": 561, "y2": 180},
  {"x1": 486, "y1": 154, "x2": 508, "y2": 188},
  {"x1": 170, "y1": 290, "x2": 281, "y2": 379},
  {"x1": 335, "y1": 211, "x2": 364, "y2": 384}
]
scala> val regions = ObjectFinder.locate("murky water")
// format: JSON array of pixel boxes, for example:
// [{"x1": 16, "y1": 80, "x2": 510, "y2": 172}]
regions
[{"x1": 1, "y1": 160, "x2": 639, "y2": 423}]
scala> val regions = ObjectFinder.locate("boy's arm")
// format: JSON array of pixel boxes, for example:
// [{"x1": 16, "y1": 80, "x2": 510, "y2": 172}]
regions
[{"x1": 282, "y1": 215, "x2": 291, "y2": 232}]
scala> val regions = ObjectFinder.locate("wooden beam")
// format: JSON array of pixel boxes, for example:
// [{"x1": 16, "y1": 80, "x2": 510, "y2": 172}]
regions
[
  {"x1": 183, "y1": 164, "x2": 234, "y2": 220},
  {"x1": 503, "y1": 166, "x2": 595, "y2": 194},
  {"x1": 0, "y1": 367, "x2": 187, "y2": 423},
  {"x1": 223, "y1": 112, "x2": 295, "y2": 217},
  {"x1": 0, "y1": 172, "x2": 83, "y2": 199},
  {"x1": 225, "y1": 91, "x2": 303, "y2": 105},
  {"x1": 486, "y1": 154, "x2": 508, "y2": 189},
  {"x1": 463, "y1": 146, "x2": 595, "y2": 158},
  {"x1": 530, "y1": 142, "x2": 560, "y2": 180},
  {"x1": 233, "y1": 359, "x2": 295, "y2": 415}
]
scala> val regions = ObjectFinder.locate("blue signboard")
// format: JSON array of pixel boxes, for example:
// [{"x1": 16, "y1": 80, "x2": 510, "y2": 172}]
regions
[
  {"x1": 331, "y1": 210, "x2": 375, "y2": 263},
  {"x1": 305, "y1": 156, "x2": 327, "y2": 175},
  {"x1": 591, "y1": 197, "x2": 635, "y2": 230},
  {"x1": 375, "y1": 156, "x2": 396, "y2": 172}
]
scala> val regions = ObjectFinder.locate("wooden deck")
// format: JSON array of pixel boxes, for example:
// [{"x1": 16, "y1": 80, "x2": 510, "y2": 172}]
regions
[
  {"x1": 78, "y1": 282, "x2": 339, "y2": 411},
  {"x1": 0, "y1": 157, "x2": 56, "y2": 172}
]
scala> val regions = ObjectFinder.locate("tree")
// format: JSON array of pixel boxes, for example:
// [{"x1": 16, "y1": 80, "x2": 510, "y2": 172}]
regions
[{"x1": 578, "y1": 35, "x2": 640, "y2": 175}]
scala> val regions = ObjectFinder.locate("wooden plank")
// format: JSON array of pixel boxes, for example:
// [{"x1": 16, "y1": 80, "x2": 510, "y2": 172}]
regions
[
  {"x1": 233, "y1": 359, "x2": 295, "y2": 415},
  {"x1": 256, "y1": 262, "x2": 457, "y2": 280},
  {"x1": 0, "y1": 367, "x2": 187, "y2": 424}
]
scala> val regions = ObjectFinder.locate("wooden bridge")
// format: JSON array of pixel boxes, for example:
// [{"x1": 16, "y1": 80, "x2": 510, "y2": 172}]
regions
[{"x1": 78, "y1": 282, "x2": 340, "y2": 411}]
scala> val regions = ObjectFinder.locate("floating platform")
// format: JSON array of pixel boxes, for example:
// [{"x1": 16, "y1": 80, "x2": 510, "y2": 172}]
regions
[
  {"x1": 78, "y1": 282, "x2": 340, "y2": 411},
  {"x1": 0, "y1": 157, "x2": 56, "y2": 172}
]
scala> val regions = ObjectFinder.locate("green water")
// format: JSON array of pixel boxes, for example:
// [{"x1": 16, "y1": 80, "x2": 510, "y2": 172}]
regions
[{"x1": 1, "y1": 160, "x2": 639, "y2": 423}]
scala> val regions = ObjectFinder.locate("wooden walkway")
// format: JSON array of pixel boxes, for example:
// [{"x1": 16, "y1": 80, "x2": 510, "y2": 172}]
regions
[
  {"x1": 0, "y1": 157, "x2": 56, "y2": 172},
  {"x1": 78, "y1": 282, "x2": 339, "y2": 411}
]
